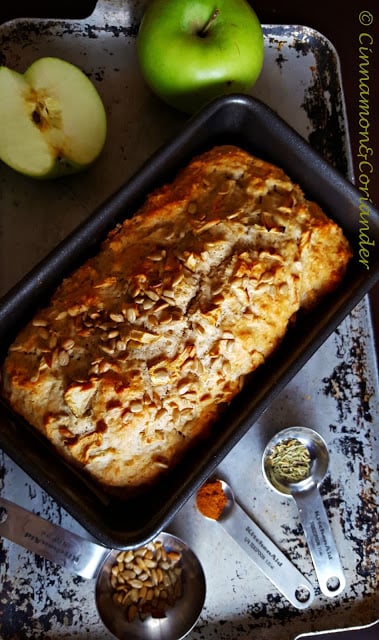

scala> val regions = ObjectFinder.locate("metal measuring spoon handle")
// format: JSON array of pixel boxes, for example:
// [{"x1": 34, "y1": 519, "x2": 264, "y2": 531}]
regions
[
  {"x1": 221, "y1": 499, "x2": 315, "y2": 609},
  {"x1": 262, "y1": 426, "x2": 346, "y2": 599},
  {"x1": 0, "y1": 497, "x2": 110, "y2": 579},
  {"x1": 292, "y1": 488, "x2": 346, "y2": 597},
  {"x1": 197, "y1": 480, "x2": 315, "y2": 609}
]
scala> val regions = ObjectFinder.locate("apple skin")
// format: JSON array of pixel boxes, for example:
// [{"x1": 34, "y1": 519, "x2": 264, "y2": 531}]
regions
[
  {"x1": 0, "y1": 57, "x2": 107, "y2": 179},
  {"x1": 137, "y1": 0, "x2": 264, "y2": 114}
]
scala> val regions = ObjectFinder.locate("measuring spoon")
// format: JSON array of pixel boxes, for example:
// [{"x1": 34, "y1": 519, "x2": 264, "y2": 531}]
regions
[
  {"x1": 0, "y1": 497, "x2": 206, "y2": 640},
  {"x1": 262, "y1": 426, "x2": 346, "y2": 598},
  {"x1": 196, "y1": 478, "x2": 315, "y2": 609}
]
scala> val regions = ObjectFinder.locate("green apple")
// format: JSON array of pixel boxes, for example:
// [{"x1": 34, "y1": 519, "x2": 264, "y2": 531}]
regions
[
  {"x1": 137, "y1": 0, "x2": 264, "y2": 114},
  {"x1": 0, "y1": 57, "x2": 107, "y2": 179}
]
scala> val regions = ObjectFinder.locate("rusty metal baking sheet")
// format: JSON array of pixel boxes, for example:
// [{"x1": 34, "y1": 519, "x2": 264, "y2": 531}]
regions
[{"x1": 0, "y1": 1, "x2": 378, "y2": 638}]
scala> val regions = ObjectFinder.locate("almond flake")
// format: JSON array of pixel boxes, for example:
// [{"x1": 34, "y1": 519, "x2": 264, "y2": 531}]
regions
[
  {"x1": 129, "y1": 329, "x2": 159, "y2": 344},
  {"x1": 109, "y1": 312, "x2": 124, "y2": 323}
]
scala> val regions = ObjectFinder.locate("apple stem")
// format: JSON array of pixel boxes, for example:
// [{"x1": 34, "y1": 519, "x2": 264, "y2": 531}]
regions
[{"x1": 198, "y1": 8, "x2": 220, "y2": 37}]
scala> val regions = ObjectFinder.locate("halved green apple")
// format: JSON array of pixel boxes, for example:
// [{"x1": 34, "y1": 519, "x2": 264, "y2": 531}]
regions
[{"x1": 0, "y1": 57, "x2": 107, "y2": 179}]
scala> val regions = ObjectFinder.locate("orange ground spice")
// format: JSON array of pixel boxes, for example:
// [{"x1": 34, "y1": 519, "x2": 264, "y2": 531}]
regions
[{"x1": 196, "y1": 479, "x2": 227, "y2": 520}]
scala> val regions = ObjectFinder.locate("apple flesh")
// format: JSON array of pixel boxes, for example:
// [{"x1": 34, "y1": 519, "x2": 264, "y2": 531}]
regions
[
  {"x1": 137, "y1": 0, "x2": 264, "y2": 114},
  {"x1": 0, "y1": 57, "x2": 107, "y2": 179}
]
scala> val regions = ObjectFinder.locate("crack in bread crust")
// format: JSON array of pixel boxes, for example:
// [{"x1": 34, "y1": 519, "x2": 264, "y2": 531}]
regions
[{"x1": 1, "y1": 145, "x2": 352, "y2": 493}]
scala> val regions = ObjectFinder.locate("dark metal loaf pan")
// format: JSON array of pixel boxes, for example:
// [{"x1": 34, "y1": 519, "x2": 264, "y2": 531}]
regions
[{"x1": 1, "y1": 95, "x2": 378, "y2": 549}]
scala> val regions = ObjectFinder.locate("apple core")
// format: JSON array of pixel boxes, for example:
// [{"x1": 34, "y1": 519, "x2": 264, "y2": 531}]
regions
[{"x1": 0, "y1": 57, "x2": 107, "y2": 179}]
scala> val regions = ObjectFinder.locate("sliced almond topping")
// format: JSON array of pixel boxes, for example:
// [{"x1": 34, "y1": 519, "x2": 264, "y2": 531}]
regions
[
  {"x1": 32, "y1": 317, "x2": 48, "y2": 327},
  {"x1": 8, "y1": 344, "x2": 24, "y2": 352},
  {"x1": 142, "y1": 298, "x2": 155, "y2": 311},
  {"x1": 62, "y1": 338, "x2": 75, "y2": 351},
  {"x1": 64, "y1": 381, "x2": 97, "y2": 418},
  {"x1": 129, "y1": 329, "x2": 159, "y2": 344},
  {"x1": 38, "y1": 328, "x2": 49, "y2": 340},
  {"x1": 48, "y1": 335, "x2": 58, "y2": 349},
  {"x1": 67, "y1": 304, "x2": 87, "y2": 317},
  {"x1": 98, "y1": 360, "x2": 112, "y2": 374},
  {"x1": 172, "y1": 271, "x2": 184, "y2": 287},
  {"x1": 124, "y1": 307, "x2": 137, "y2": 323},
  {"x1": 58, "y1": 350, "x2": 70, "y2": 366},
  {"x1": 195, "y1": 219, "x2": 220, "y2": 233},
  {"x1": 99, "y1": 343, "x2": 115, "y2": 356},
  {"x1": 145, "y1": 290, "x2": 160, "y2": 302},
  {"x1": 148, "y1": 249, "x2": 166, "y2": 261},
  {"x1": 109, "y1": 312, "x2": 124, "y2": 323},
  {"x1": 93, "y1": 276, "x2": 117, "y2": 289}
]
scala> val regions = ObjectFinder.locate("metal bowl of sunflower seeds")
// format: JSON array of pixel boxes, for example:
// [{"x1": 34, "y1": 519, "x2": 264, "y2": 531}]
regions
[{"x1": 95, "y1": 531, "x2": 206, "y2": 640}]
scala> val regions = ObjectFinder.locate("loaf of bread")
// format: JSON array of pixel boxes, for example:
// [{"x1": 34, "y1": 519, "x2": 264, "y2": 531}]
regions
[{"x1": 0, "y1": 145, "x2": 352, "y2": 493}]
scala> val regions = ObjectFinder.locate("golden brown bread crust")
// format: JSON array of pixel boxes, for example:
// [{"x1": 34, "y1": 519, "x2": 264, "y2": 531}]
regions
[{"x1": 0, "y1": 145, "x2": 352, "y2": 493}]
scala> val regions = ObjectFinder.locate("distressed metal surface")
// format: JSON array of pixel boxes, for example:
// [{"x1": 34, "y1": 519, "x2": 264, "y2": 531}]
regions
[
  {"x1": 173, "y1": 298, "x2": 379, "y2": 639},
  {"x1": 0, "y1": 1, "x2": 378, "y2": 638}
]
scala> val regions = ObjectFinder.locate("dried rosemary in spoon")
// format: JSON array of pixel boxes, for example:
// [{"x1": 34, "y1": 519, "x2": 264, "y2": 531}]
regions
[{"x1": 267, "y1": 438, "x2": 311, "y2": 484}]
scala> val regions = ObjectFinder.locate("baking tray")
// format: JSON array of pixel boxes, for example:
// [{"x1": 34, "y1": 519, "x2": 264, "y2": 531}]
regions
[
  {"x1": 0, "y1": 1, "x2": 378, "y2": 637},
  {"x1": 1, "y1": 62, "x2": 378, "y2": 549}
]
